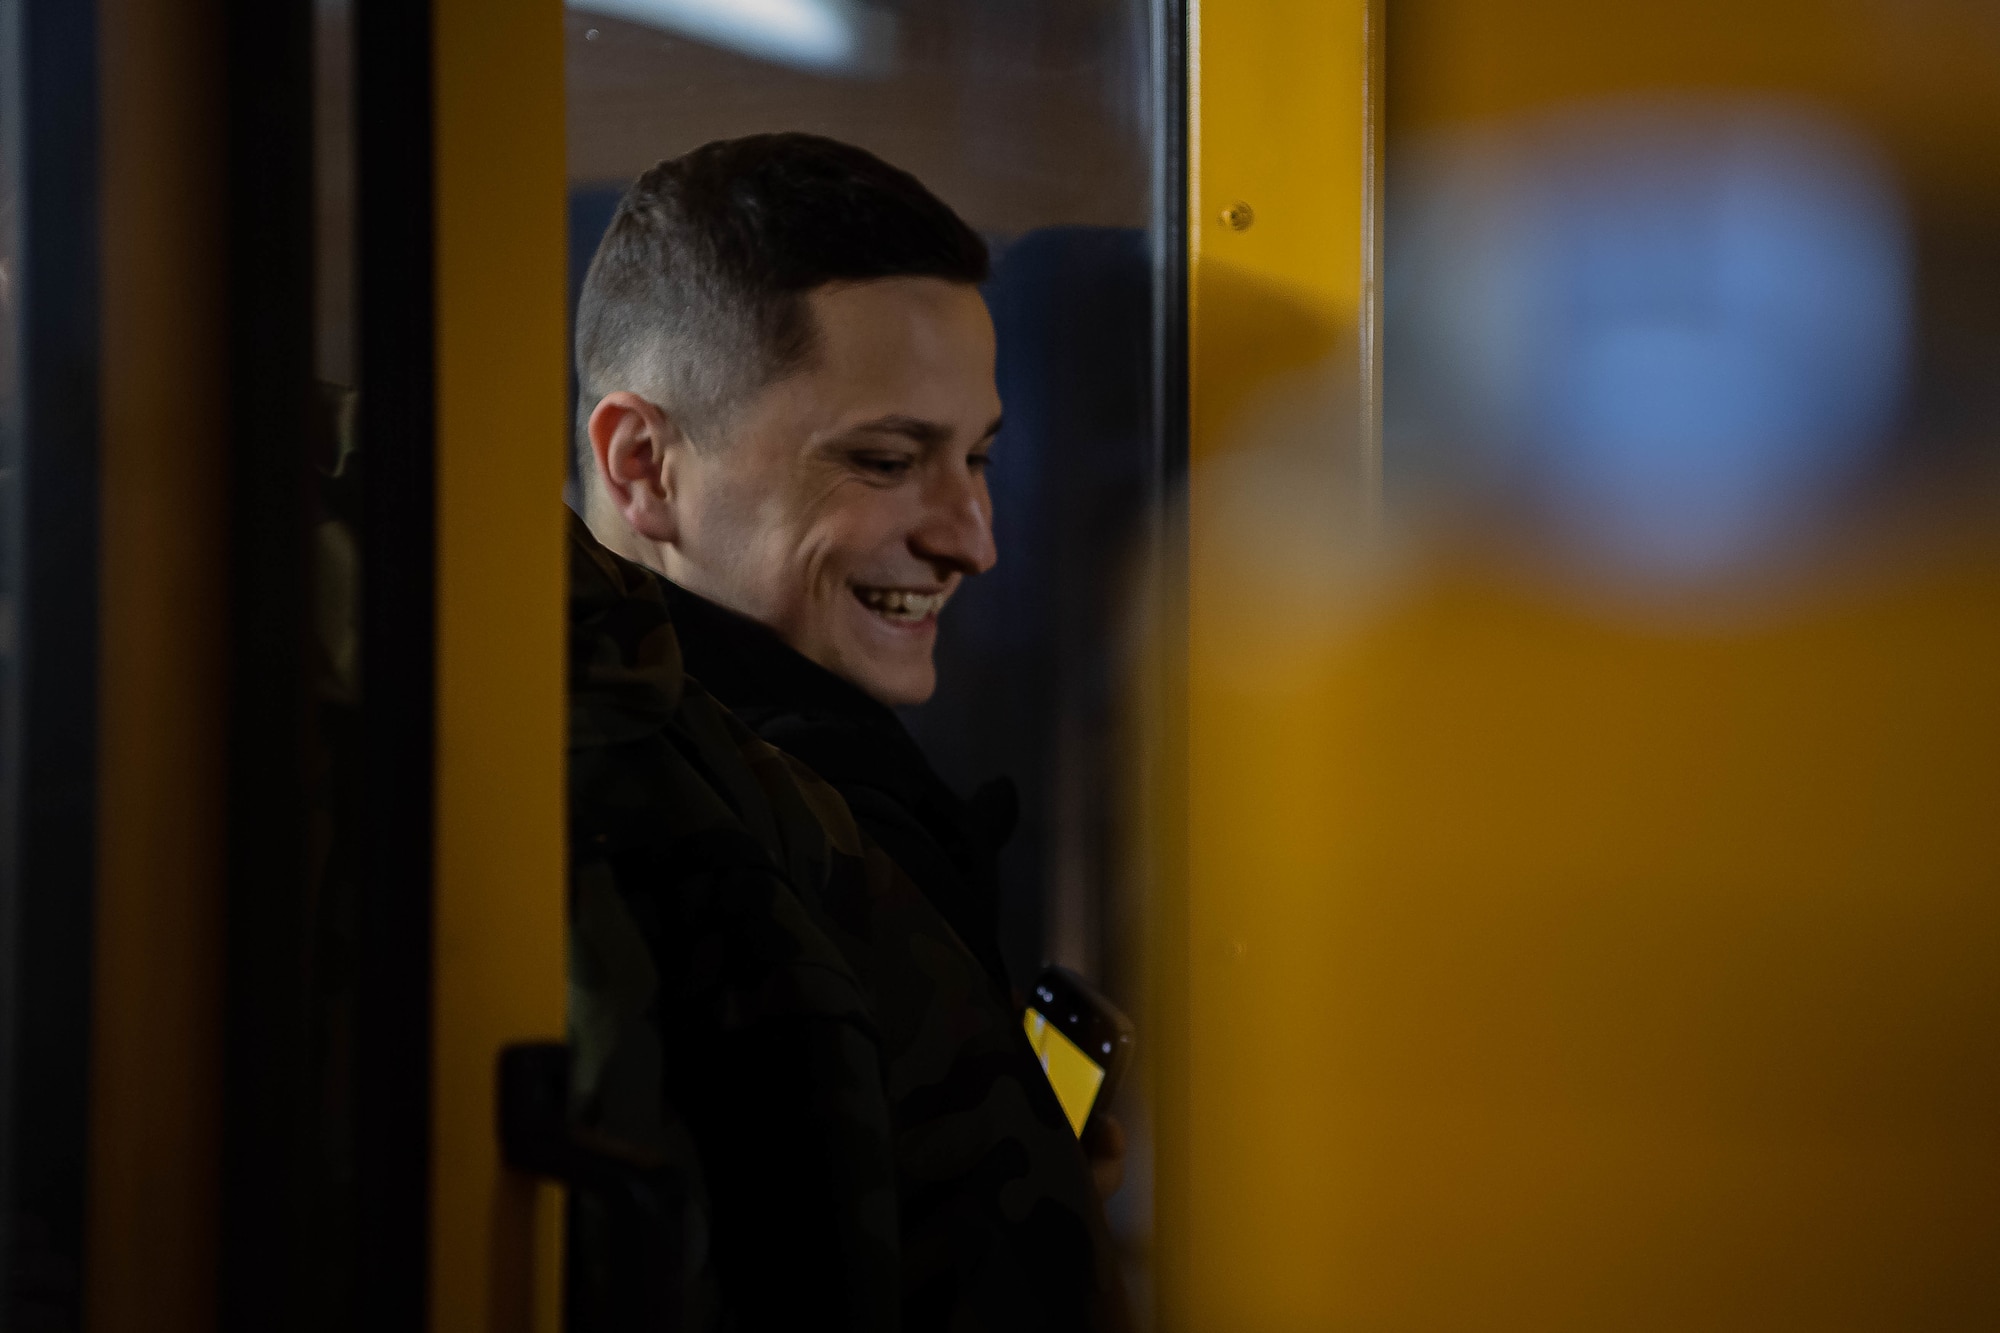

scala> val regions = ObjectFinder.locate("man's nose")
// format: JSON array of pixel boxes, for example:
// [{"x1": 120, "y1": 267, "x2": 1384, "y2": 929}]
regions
[{"x1": 911, "y1": 467, "x2": 997, "y2": 577}]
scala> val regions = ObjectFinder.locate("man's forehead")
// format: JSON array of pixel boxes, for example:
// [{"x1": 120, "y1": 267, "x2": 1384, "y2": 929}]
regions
[
  {"x1": 808, "y1": 278, "x2": 993, "y2": 351},
  {"x1": 782, "y1": 282, "x2": 1000, "y2": 437}
]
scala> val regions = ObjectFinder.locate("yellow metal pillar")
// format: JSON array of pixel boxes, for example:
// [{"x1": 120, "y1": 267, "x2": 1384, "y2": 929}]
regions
[
  {"x1": 1162, "y1": 1, "x2": 1380, "y2": 1328},
  {"x1": 429, "y1": 1, "x2": 569, "y2": 1329},
  {"x1": 1187, "y1": 0, "x2": 1378, "y2": 463}
]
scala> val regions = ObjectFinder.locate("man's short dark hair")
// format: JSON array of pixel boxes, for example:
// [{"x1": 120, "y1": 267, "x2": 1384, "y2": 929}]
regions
[{"x1": 576, "y1": 133, "x2": 989, "y2": 453}]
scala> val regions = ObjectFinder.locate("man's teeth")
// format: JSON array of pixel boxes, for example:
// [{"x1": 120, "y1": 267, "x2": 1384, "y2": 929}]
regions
[{"x1": 856, "y1": 587, "x2": 947, "y2": 621}]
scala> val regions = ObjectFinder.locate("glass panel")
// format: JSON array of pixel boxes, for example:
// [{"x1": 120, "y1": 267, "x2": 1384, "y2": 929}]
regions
[
  {"x1": 203, "y1": 0, "x2": 370, "y2": 1323},
  {"x1": 243, "y1": 1, "x2": 434, "y2": 1321},
  {"x1": 566, "y1": 0, "x2": 1167, "y2": 1306}
]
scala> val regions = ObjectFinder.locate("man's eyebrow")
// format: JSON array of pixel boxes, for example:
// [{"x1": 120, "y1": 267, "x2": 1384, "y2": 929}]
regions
[
  {"x1": 842, "y1": 414, "x2": 952, "y2": 448},
  {"x1": 840, "y1": 413, "x2": 1006, "y2": 448}
]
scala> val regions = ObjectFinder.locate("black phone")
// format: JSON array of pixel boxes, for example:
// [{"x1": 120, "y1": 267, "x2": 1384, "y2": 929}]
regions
[{"x1": 1022, "y1": 965, "x2": 1134, "y2": 1136}]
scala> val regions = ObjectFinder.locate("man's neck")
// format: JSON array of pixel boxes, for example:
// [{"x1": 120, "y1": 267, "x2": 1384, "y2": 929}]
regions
[
  {"x1": 662, "y1": 577, "x2": 894, "y2": 723},
  {"x1": 580, "y1": 495, "x2": 659, "y2": 569}
]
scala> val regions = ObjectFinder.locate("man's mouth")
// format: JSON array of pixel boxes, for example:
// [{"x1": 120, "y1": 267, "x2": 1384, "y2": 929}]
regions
[{"x1": 853, "y1": 585, "x2": 950, "y2": 625}]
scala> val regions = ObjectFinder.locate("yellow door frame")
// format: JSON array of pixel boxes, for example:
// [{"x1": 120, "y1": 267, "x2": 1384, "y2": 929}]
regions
[
  {"x1": 87, "y1": 3, "x2": 569, "y2": 1329},
  {"x1": 1155, "y1": 0, "x2": 1382, "y2": 1326},
  {"x1": 429, "y1": 1, "x2": 570, "y2": 1329}
]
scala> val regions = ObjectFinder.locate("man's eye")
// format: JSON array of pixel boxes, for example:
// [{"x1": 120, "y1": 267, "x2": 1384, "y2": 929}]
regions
[
  {"x1": 968, "y1": 452, "x2": 994, "y2": 472},
  {"x1": 852, "y1": 452, "x2": 914, "y2": 477}
]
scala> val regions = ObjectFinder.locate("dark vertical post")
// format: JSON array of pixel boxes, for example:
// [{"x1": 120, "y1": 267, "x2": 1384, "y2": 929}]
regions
[
  {"x1": 1151, "y1": 0, "x2": 1190, "y2": 498},
  {"x1": 353, "y1": 0, "x2": 436, "y2": 1326},
  {"x1": 1137, "y1": 2, "x2": 1191, "y2": 1324},
  {"x1": 218, "y1": 0, "x2": 316, "y2": 1326},
  {"x1": 0, "y1": 0, "x2": 100, "y2": 1325}
]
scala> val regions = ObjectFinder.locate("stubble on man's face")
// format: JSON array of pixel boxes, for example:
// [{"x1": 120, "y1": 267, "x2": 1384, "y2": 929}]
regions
[{"x1": 663, "y1": 277, "x2": 1003, "y2": 706}]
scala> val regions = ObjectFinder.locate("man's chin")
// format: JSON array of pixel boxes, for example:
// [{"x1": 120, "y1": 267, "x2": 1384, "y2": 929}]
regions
[
  {"x1": 847, "y1": 654, "x2": 937, "y2": 709},
  {"x1": 833, "y1": 606, "x2": 940, "y2": 706}
]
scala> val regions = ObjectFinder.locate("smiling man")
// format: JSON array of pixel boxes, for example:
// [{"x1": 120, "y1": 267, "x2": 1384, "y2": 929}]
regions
[
  {"x1": 587, "y1": 255, "x2": 1001, "y2": 707},
  {"x1": 573, "y1": 134, "x2": 1126, "y2": 1332}
]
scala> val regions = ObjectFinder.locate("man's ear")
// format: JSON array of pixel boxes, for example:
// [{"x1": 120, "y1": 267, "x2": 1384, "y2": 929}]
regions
[{"x1": 587, "y1": 391, "x2": 689, "y2": 544}]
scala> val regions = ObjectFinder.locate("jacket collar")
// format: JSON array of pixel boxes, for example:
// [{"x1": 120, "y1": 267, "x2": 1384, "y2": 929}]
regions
[
  {"x1": 658, "y1": 570, "x2": 1020, "y2": 993},
  {"x1": 566, "y1": 510, "x2": 686, "y2": 721},
  {"x1": 658, "y1": 579, "x2": 944, "y2": 796},
  {"x1": 661, "y1": 581, "x2": 888, "y2": 721}
]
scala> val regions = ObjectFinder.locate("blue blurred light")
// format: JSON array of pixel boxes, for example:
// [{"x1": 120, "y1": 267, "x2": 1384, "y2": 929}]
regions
[
  {"x1": 570, "y1": 0, "x2": 894, "y2": 75},
  {"x1": 1392, "y1": 103, "x2": 1910, "y2": 582}
]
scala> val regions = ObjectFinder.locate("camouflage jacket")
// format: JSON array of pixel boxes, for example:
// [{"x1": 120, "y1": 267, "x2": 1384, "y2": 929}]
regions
[
  {"x1": 567, "y1": 517, "x2": 1127, "y2": 1332},
  {"x1": 660, "y1": 578, "x2": 1017, "y2": 995},
  {"x1": 567, "y1": 515, "x2": 897, "y2": 1332}
]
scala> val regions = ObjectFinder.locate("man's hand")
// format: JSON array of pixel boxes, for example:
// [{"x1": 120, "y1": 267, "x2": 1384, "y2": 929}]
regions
[{"x1": 1082, "y1": 1112, "x2": 1126, "y2": 1200}]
